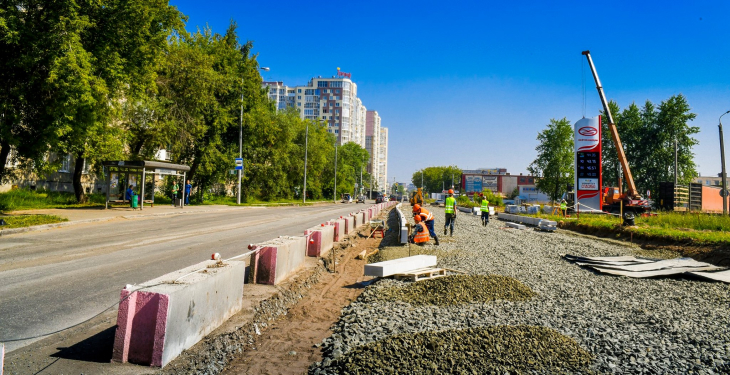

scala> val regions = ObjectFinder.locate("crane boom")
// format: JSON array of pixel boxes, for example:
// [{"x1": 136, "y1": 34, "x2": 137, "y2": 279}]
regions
[{"x1": 582, "y1": 50, "x2": 640, "y2": 199}]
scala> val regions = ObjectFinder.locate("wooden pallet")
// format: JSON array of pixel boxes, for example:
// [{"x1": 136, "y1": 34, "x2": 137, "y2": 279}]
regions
[{"x1": 394, "y1": 267, "x2": 447, "y2": 282}]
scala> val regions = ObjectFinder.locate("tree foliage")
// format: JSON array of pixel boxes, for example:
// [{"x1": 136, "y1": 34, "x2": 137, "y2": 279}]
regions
[
  {"x1": 411, "y1": 166, "x2": 462, "y2": 193},
  {"x1": 0, "y1": 5, "x2": 372, "y2": 203},
  {"x1": 527, "y1": 118, "x2": 574, "y2": 202},
  {"x1": 601, "y1": 95, "x2": 698, "y2": 196}
]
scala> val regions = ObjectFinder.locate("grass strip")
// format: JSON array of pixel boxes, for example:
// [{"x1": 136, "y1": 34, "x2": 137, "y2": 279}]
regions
[{"x1": 0, "y1": 214, "x2": 67, "y2": 229}]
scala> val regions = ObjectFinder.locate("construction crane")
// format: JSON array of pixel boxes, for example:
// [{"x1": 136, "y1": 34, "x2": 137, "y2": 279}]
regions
[{"x1": 582, "y1": 50, "x2": 650, "y2": 214}]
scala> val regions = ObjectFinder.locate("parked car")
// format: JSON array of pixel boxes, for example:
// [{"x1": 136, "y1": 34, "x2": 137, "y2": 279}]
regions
[
  {"x1": 357, "y1": 195, "x2": 366, "y2": 203},
  {"x1": 375, "y1": 196, "x2": 383, "y2": 203},
  {"x1": 341, "y1": 193, "x2": 352, "y2": 203}
]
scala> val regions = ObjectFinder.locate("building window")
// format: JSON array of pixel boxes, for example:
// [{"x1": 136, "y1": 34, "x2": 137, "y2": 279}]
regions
[
  {"x1": 298, "y1": 89, "x2": 302, "y2": 93},
  {"x1": 59, "y1": 154, "x2": 72, "y2": 173},
  {"x1": 318, "y1": 81, "x2": 328, "y2": 87}
]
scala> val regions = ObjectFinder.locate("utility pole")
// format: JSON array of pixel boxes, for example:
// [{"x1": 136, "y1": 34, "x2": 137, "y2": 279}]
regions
[
  {"x1": 720, "y1": 111, "x2": 730, "y2": 215},
  {"x1": 674, "y1": 138, "x2": 678, "y2": 186},
  {"x1": 303, "y1": 123, "x2": 309, "y2": 204},
  {"x1": 334, "y1": 142, "x2": 338, "y2": 203}
]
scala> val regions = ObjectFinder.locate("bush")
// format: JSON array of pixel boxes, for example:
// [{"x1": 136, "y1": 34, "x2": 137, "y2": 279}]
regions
[{"x1": 475, "y1": 190, "x2": 504, "y2": 207}]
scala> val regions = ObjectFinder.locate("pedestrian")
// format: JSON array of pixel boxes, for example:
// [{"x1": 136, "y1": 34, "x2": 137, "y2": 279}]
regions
[
  {"x1": 480, "y1": 194, "x2": 490, "y2": 226},
  {"x1": 185, "y1": 180, "x2": 192, "y2": 205},
  {"x1": 560, "y1": 199, "x2": 568, "y2": 217},
  {"x1": 409, "y1": 215, "x2": 430, "y2": 245},
  {"x1": 172, "y1": 180, "x2": 179, "y2": 206},
  {"x1": 444, "y1": 189, "x2": 457, "y2": 236},
  {"x1": 412, "y1": 204, "x2": 439, "y2": 245},
  {"x1": 125, "y1": 184, "x2": 134, "y2": 202}
]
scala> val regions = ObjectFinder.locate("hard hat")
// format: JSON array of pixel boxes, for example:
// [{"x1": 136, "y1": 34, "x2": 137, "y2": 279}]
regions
[
  {"x1": 414, "y1": 215, "x2": 422, "y2": 222},
  {"x1": 448, "y1": 189, "x2": 454, "y2": 194},
  {"x1": 413, "y1": 204, "x2": 421, "y2": 212}
]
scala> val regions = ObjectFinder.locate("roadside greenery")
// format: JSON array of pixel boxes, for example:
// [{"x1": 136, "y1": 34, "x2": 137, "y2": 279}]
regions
[
  {"x1": 0, "y1": 214, "x2": 67, "y2": 229},
  {"x1": 0, "y1": 189, "x2": 106, "y2": 211},
  {"x1": 527, "y1": 118, "x2": 574, "y2": 202},
  {"x1": 0, "y1": 3, "x2": 371, "y2": 204},
  {"x1": 529, "y1": 211, "x2": 730, "y2": 246},
  {"x1": 412, "y1": 166, "x2": 462, "y2": 194}
]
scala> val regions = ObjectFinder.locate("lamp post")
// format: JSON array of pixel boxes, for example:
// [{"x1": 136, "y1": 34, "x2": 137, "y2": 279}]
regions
[
  {"x1": 238, "y1": 66, "x2": 270, "y2": 205},
  {"x1": 334, "y1": 141, "x2": 338, "y2": 203},
  {"x1": 303, "y1": 122, "x2": 309, "y2": 203},
  {"x1": 720, "y1": 111, "x2": 730, "y2": 215}
]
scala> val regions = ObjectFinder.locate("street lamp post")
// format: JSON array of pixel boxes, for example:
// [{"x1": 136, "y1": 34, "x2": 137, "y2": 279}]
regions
[
  {"x1": 720, "y1": 111, "x2": 730, "y2": 215},
  {"x1": 238, "y1": 67, "x2": 270, "y2": 205},
  {"x1": 303, "y1": 122, "x2": 309, "y2": 203},
  {"x1": 334, "y1": 142, "x2": 338, "y2": 203}
]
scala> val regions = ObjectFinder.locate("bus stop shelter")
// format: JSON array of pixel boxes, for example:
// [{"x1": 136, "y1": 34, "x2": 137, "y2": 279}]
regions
[{"x1": 102, "y1": 160, "x2": 191, "y2": 210}]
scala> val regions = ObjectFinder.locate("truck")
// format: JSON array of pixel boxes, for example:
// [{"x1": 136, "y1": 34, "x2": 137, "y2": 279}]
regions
[{"x1": 582, "y1": 51, "x2": 651, "y2": 216}]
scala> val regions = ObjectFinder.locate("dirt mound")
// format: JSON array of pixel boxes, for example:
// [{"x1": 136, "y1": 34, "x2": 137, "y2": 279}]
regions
[
  {"x1": 311, "y1": 325, "x2": 593, "y2": 374},
  {"x1": 374, "y1": 274, "x2": 536, "y2": 306}
]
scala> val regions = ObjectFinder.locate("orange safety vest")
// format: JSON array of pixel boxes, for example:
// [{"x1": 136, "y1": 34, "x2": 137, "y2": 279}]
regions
[
  {"x1": 413, "y1": 223, "x2": 429, "y2": 243},
  {"x1": 416, "y1": 208, "x2": 434, "y2": 222}
]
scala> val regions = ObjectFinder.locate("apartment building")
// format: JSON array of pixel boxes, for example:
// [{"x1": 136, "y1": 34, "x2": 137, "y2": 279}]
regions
[{"x1": 264, "y1": 74, "x2": 387, "y2": 192}]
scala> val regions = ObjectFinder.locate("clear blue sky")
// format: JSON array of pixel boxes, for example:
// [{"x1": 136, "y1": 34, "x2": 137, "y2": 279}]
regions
[{"x1": 170, "y1": 0, "x2": 730, "y2": 185}]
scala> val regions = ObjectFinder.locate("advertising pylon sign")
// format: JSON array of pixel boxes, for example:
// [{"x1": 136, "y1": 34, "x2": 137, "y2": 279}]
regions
[{"x1": 574, "y1": 117, "x2": 602, "y2": 212}]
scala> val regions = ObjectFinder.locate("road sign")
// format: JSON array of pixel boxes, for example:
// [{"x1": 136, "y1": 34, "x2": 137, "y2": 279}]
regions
[
  {"x1": 234, "y1": 158, "x2": 243, "y2": 170},
  {"x1": 721, "y1": 189, "x2": 729, "y2": 198},
  {"x1": 647, "y1": 190, "x2": 651, "y2": 198}
]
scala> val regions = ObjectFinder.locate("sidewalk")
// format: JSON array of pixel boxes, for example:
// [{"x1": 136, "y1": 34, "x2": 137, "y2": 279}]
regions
[{"x1": 2, "y1": 201, "x2": 334, "y2": 236}]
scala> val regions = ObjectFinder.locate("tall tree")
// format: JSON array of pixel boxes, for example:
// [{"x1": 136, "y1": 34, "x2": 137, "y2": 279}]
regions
[
  {"x1": 411, "y1": 165, "x2": 462, "y2": 193},
  {"x1": 528, "y1": 118, "x2": 574, "y2": 202}
]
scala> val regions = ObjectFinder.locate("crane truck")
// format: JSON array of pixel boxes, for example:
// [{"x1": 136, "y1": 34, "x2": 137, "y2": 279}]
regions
[{"x1": 581, "y1": 51, "x2": 651, "y2": 215}]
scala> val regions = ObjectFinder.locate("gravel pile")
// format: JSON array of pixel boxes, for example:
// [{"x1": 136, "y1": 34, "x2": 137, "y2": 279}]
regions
[
  {"x1": 312, "y1": 325, "x2": 593, "y2": 375},
  {"x1": 367, "y1": 274, "x2": 536, "y2": 306},
  {"x1": 311, "y1": 208, "x2": 730, "y2": 374}
]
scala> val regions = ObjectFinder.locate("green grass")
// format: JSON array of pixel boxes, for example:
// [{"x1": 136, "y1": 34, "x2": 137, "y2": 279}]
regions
[
  {"x1": 0, "y1": 189, "x2": 107, "y2": 212},
  {"x1": 527, "y1": 210, "x2": 730, "y2": 245},
  {"x1": 200, "y1": 195, "x2": 327, "y2": 207},
  {"x1": 0, "y1": 214, "x2": 67, "y2": 229}
]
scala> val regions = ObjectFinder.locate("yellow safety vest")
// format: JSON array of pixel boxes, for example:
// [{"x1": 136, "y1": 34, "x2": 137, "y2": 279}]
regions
[
  {"x1": 560, "y1": 202, "x2": 567, "y2": 210},
  {"x1": 445, "y1": 196, "x2": 456, "y2": 213},
  {"x1": 481, "y1": 199, "x2": 489, "y2": 213}
]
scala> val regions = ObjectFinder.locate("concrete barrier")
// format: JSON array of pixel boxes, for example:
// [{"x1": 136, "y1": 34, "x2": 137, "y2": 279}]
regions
[
  {"x1": 395, "y1": 203, "x2": 408, "y2": 244},
  {"x1": 327, "y1": 218, "x2": 345, "y2": 242},
  {"x1": 255, "y1": 236, "x2": 306, "y2": 285},
  {"x1": 499, "y1": 213, "x2": 557, "y2": 229},
  {"x1": 353, "y1": 212, "x2": 365, "y2": 228},
  {"x1": 304, "y1": 225, "x2": 334, "y2": 257},
  {"x1": 342, "y1": 216, "x2": 354, "y2": 234},
  {"x1": 112, "y1": 259, "x2": 246, "y2": 367}
]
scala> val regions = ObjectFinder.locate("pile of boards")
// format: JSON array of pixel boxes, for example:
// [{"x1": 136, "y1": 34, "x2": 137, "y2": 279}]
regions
[{"x1": 563, "y1": 254, "x2": 730, "y2": 283}]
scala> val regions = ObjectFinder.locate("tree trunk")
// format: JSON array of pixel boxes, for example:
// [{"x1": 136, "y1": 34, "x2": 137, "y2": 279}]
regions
[
  {"x1": 73, "y1": 155, "x2": 86, "y2": 203},
  {"x1": 0, "y1": 140, "x2": 10, "y2": 182}
]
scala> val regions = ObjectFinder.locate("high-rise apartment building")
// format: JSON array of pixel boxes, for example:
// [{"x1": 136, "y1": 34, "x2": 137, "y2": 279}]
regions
[{"x1": 264, "y1": 73, "x2": 387, "y2": 192}]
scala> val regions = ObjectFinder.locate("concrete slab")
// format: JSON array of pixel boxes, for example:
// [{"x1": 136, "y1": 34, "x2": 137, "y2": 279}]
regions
[
  {"x1": 505, "y1": 222, "x2": 527, "y2": 230},
  {"x1": 304, "y1": 225, "x2": 334, "y2": 257},
  {"x1": 342, "y1": 216, "x2": 354, "y2": 234},
  {"x1": 256, "y1": 236, "x2": 306, "y2": 285},
  {"x1": 327, "y1": 219, "x2": 346, "y2": 242},
  {"x1": 112, "y1": 259, "x2": 246, "y2": 367},
  {"x1": 364, "y1": 255, "x2": 438, "y2": 277}
]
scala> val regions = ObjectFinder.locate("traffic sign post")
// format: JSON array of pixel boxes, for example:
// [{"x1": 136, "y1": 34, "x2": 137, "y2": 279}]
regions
[{"x1": 234, "y1": 158, "x2": 243, "y2": 171}]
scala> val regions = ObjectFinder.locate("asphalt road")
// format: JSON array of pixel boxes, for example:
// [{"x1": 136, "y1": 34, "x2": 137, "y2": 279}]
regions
[{"x1": 0, "y1": 203, "x2": 371, "y2": 352}]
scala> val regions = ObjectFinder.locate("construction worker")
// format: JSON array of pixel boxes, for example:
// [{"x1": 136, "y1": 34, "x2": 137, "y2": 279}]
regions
[
  {"x1": 409, "y1": 215, "x2": 430, "y2": 245},
  {"x1": 480, "y1": 194, "x2": 489, "y2": 226},
  {"x1": 560, "y1": 199, "x2": 568, "y2": 217},
  {"x1": 444, "y1": 189, "x2": 457, "y2": 236},
  {"x1": 413, "y1": 204, "x2": 439, "y2": 245}
]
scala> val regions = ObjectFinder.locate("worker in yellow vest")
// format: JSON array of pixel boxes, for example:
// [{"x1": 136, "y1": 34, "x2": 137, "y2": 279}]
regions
[
  {"x1": 560, "y1": 199, "x2": 568, "y2": 217},
  {"x1": 444, "y1": 189, "x2": 457, "y2": 236},
  {"x1": 480, "y1": 195, "x2": 490, "y2": 226}
]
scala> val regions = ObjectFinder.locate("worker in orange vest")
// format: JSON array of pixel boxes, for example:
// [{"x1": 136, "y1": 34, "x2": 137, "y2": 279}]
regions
[
  {"x1": 412, "y1": 204, "x2": 439, "y2": 245},
  {"x1": 409, "y1": 215, "x2": 430, "y2": 245}
]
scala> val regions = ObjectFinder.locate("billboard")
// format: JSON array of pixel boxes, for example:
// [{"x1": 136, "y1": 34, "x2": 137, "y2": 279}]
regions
[
  {"x1": 465, "y1": 175, "x2": 483, "y2": 193},
  {"x1": 483, "y1": 176, "x2": 498, "y2": 192},
  {"x1": 574, "y1": 116, "x2": 602, "y2": 212}
]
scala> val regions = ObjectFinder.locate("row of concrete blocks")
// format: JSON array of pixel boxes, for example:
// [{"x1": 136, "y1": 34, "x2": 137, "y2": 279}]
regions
[
  {"x1": 112, "y1": 201, "x2": 398, "y2": 368},
  {"x1": 395, "y1": 203, "x2": 409, "y2": 244},
  {"x1": 498, "y1": 212, "x2": 558, "y2": 229}
]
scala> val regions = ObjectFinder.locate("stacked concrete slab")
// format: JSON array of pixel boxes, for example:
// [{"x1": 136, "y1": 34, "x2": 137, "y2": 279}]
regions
[
  {"x1": 499, "y1": 213, "x2": 557, "y2": 230},
  {"x1": 112, "y1": 259, "x2": 246, "y2": 367}
]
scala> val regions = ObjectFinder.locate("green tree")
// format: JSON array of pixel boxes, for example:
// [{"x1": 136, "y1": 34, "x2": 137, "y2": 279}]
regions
[
  {"x1": 527, "y1": 118, "x2": 574, "y2": 202},
  {"x1": 411, "y1": 165, "x2": 462, "y2": 193}
]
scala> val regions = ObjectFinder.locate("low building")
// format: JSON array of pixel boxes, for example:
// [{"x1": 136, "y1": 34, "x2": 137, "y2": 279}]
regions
[{"x1": 460, "y1": 168, "x2": 535, "y2": 197}]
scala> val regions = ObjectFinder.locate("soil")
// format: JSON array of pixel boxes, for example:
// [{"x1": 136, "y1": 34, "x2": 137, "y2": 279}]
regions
[{"x1": 221, "y1": 233, "x2": 385, "y2": 375}]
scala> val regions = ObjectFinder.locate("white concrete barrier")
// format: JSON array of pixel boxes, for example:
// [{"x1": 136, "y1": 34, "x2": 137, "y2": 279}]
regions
[
  {"x1": 112, "y1": 259, "x2": 246, "y2": 367},
  {"x1": 327, "y1": 218, "x2": 346, "y2": 242},
  {"x1": 254, "y1": 236, "x2": 306, "y2": 285},
  {"x1": 395, "y1": 203, "x2": 408, "y2": 244},
  {"x1": 364, "y1": 255, "x2": 437, "y2": 277},
  {"x1": 304, "y1": 225, "x2": 334, "y2": 257}
]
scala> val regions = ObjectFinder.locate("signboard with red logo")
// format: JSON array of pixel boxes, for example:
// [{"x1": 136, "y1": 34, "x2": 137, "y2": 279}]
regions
[{"x1": 574, "y1": 117, "x2": 602, "y2": 212}]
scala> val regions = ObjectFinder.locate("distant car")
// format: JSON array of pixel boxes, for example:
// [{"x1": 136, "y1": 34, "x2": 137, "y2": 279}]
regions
[
  {"x1": 341, "y1": 194, "x2": 352, "y2": 203},
  {"x1": 357, "y1": 195, "x2": 366, "y2": 203},
  {"x1": 435, "y1": 198, "x2": 445, "y2": 205},
  {"x1": 375, "y1": 196, "x2": 383, "y2": 203},
  {"x1": 390, "y1": 196, "x2": 397, "y2": 201}
]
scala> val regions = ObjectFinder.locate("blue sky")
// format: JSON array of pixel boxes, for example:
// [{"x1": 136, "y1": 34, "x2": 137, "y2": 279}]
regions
[{"x1": 170, "y1": 0, "x2": 730, "y2": 185}]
